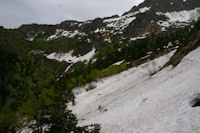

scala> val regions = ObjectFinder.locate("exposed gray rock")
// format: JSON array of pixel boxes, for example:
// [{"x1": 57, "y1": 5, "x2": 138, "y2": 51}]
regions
[
  {"x1": 86, "y1": 82, "x2": 97, "y2": 91},
  {"x1": 190, "y1": 93, "x2": 200, "y2": 107}
]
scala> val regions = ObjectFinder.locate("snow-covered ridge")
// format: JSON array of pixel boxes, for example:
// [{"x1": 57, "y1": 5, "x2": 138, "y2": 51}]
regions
[
  {"x1": 103, "y1": 7, "x2": 151, "y2": 31},
  {"x1": 129, "y1": 32, "x2": 149, "y2": 41},
  {"x1": 71, "y1": 47, "x2": 200, "y2": 133},
  {"x1": 46, "y1": 47, "x2": 96, "y2": 64},
  {"x1": 46, "y1": 7, "x2": 152, "y2": 39},
  {"x1": 47, "y1": 29, "x2": 87, "y2": 41},
  {"x1": 157, "y1": 8, "x2": 200, "y2": 31}
]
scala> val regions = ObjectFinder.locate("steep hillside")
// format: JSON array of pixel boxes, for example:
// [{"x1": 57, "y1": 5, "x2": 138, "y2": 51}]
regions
[
  {"x1": 166, "y1": 20, "x2": 200, "y2": 67},
  {"x1": 68, "y1": 11, "x2": 200, "y2": 132},
  {"x1": 71, "y1": 44, "x2": 200, "y2": 133},
  {"x1": 70, "y1": 28, "x2": 200, "y2": 133}
]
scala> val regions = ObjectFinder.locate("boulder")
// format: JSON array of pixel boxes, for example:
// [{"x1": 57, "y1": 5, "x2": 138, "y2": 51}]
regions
[{"x1": 86, "y1": 82, "x2": 97, "y2": 91}]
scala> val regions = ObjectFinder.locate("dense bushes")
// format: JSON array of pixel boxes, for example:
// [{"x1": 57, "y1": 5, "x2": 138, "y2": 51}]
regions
[{"x1": 63, "y1": 61, "x2": 128, "y2": 90}]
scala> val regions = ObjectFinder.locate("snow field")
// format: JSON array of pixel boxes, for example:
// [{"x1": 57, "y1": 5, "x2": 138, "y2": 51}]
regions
[{"x1": 71, "y1": 48, "x2": 200, "y2": 133}]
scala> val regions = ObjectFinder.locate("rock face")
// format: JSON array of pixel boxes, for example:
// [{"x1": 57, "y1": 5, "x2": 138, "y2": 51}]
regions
[
  {"x1": 190, "y1": 93, "x2": 200, "y2": 107},
  {"x1": 165, "y1": 26, "x2": 200, "y2": 67},
  {"x1": 86, "y1": 82, "x2": 97, "y2": 91}
]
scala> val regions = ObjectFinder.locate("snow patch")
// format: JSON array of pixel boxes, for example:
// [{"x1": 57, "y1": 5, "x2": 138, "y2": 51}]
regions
[
  {"x1": 157, "y1": 8, "x2": 200, "y2": 30},
  {"x1": 139, "y1": 7, "x2": 151, "y2": 13},
  {"x1": 94, "y1": 28, "x2": 107, "y2": 34},
  {"x1": 47, "y1": 29, "x2": 87, "y2": 40},
  {"x1": 47, "y1": 47, "x2": 96, "y2": 64},
  {"x1": 113, "y1": 60, "x2": 125, "y2": 66},
  {"x1": 104, "y1": 37, "x2": 112, "y2": 43},
  {"x1": 164, "y1": 42, "x2": 173, "y2": 49},
  {"x1": 26, "y1": 37, "x2": 34, "y2": 41},
  {"x1": 165, "y1": 9, "x2": 200, "y2": 23},
  {"x1": 130, "y1": 32, "x2": 149, "y2": 41},
  {"x1": 103, "y1": 7, "x2": 151, "y2": 32},
  {"x1": 29, "y1": 50, "x2": 46, "y2": 56}
]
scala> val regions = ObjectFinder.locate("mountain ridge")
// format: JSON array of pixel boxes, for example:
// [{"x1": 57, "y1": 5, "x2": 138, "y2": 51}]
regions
[
  {"x1": 16, "y1": 0, "x2": 199, "y2": 44},
  {"x1": 125, "y1": 0, "x2": 199, "y2": 14}
]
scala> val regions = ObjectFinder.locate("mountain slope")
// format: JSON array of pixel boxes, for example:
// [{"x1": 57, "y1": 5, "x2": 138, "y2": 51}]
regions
[
  {"x1": 126, "y1": 0, "x2": 199, "y2": 13},
  {"x1": 12, "y1": 0, "x2": 199, "y2": 74},
  {"x1": 71, "y1": 43, "x2": 200, "y2": 133},
  {"x1": 69, "y1": 19, "x2": 200, "y2": 133}
]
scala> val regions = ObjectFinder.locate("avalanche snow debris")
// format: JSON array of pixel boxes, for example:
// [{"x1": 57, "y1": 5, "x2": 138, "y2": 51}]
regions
[{"x1": 69, "y1": 48, "x2": 200, "y2": 132}]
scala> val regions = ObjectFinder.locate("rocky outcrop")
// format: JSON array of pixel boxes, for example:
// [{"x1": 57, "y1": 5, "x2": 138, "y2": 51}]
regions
[
  {"x1": 165, "y1": 21, "x2": 200, "y2": 67},
  {"x1": 86, "y1": 82, "x2": 97, "y2": 91}
]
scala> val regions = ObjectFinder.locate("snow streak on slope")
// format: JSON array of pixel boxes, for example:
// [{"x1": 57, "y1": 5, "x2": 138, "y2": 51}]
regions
[
  {"x1": 112, "y1": 60, "x2": 125, "y2": 66},
  {"x1": 47, "y1": 29, "x2": 87, "y2": 40},
  {"x1": 129, "y1": 32, "x2": 149, "y2": 41},
  {"x1": 157, "y1": 8, "x2": 200, "y2": 31},
  {"x1": 71, "y1": 48, "x2": 200, "y2": 133},
  {"x1": 47, "y1": 47, "x2": 96, "y2": 63},
  {"x1": 164, "y1": 9, "x2": 200, "y2": 22},
  {"x1": 103, "y1": 7, "x2": 151, "y2": 32}
]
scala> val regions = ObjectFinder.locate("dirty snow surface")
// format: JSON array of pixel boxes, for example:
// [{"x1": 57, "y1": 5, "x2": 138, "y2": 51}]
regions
[{"x1": 71, "y1": 48, "x2": 200, "y2": 133}]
